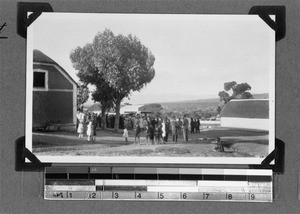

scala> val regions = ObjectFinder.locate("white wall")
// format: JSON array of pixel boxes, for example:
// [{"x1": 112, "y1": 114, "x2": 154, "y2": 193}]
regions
[{"x1": 220, "y1": 117, "x2": 269, "y2": 131}]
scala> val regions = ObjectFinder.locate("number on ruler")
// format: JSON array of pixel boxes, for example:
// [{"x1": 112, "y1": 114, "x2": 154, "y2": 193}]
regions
[
  {"x1": 226, "y1": 193, "x2": 233, "y2": 200},
  {"x1": 159, "y1": 193, "x2": 164, "y2": 199},
  {"x1": 68, "y1": 192, "x2": 72, "y2": 198},
  {"x1": 136, "y1": 193, "x2": 142, "y2": 199},
  {"x1": 113, "y1": 192, "x2": 119, "y2": 199},
  {"x1": 203, "y1": 193, "x2": 209, "y2": 199},
  {"x1": 182, "y1": 193, "x2": 187, "y2": 199},
  {"x1": 114, "y1": 174, "x2": 119, "y2": 179},
  {"x1": 88, "y1": 192, "x2": 96, "y2": 198},
  {"x1": 250, "y1": 194, "x2": 255, "y2": 200},
  {"x1": 53, "y1": 192, "x2": 64, "y2": 198}
]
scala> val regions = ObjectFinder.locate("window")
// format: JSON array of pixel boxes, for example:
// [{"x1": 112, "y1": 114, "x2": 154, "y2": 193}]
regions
[{"x1": 33, "y1": 70, "x2": 48, "y2": 90}]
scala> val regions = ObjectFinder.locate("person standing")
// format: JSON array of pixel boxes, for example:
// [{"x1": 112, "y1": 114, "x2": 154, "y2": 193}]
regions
[
  {"x1": 182, "y1": 115, "x2": 189, "y2": 142},
  {"x1": 164, "y1": 117, "x2": 170, "y2": 142},
  {"x1": 92, "y1": 117, "x2": 97, "y2": 142},
  {"x1": 134, "y1": 121, "x2": 141, "y2": 145},
  {"x1": 86, "y1": 120, "x2": 93, "y2": 142},
  {"x1": 190, "y1": 118, "x2": 195, "y2": 134},
  {"x1": 162, "y1": 119, "x2": 166, "y2": 144},
  {"x1": 77, "y1": 120, "x2": 84, "y2": 139},
  {"x1": 195, "y1": 118, "x2": 200, "y2": 133},
  {"x1": 177, "y1": 118, "x2": 183, "y2": 137},
  {"x1": 123, "y1": 128, "x2": 129, "y2": 142},
  {"x1": 171, "y1": 116, "x2": 178, "y2": 143}
]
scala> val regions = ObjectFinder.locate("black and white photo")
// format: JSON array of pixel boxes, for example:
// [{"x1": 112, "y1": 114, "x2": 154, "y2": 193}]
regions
[{"x1": 26, "y1": 13, "x2": 275, "y2": 164}]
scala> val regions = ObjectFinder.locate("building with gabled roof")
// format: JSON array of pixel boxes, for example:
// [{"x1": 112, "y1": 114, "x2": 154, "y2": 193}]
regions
[
  {"x1": 33, "y1": 49, "x2": 77, "y2": 131},
  {"x1": 220, "y1": 99, "x2": 269, "y2": 131}
]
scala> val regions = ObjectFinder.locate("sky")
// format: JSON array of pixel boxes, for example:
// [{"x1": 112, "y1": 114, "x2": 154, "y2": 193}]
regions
[{"x1": 30, "y1": 13, "x2": 275, "y2": 104}]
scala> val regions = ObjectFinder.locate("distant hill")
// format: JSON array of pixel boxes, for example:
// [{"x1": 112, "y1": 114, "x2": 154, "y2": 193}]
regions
[
  {"x1": 160, "y1": 98, "x2": 220, "y2": 112},
  {"x1": 252, "y1": 93, "x2": 269, "y2": 99},
  {"x1": 84, "y1": 93, "x2": 269, "y2": 112},
  {"x1": 159, "y1": 93, "x2": 269, "y2": 112}
]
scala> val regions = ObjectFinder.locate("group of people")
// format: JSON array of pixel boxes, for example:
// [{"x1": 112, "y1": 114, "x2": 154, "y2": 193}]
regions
[
  {"x1": 76, "y1": 111, "x2": 225, "y2": 152},
  {"x1": 77, "y1": 111, "x2": 97, "y2": 142},
  {"x1": 123, "y1": 115, "x2": 201, "y2": 145}
]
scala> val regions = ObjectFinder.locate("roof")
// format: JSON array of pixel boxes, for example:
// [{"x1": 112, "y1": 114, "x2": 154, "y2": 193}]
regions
[
  {"x1": 138, "y1": 103, "x2": 162, "y2": 113},
  {"x1": 33, "y1": 49, "x2": 77, "y2": 86},
  {"x1": 87, "y1": 103, "x2": 115, "y2": 113},
  {"x1": 220, "y1": 99, "x2": 269, "y2": 119},
  {"x1": 121, "y1": 104, "x2": 144, "y2": 114},
  {"x1": 87, "y1": 103, "x2": 101, "y2": 112}
]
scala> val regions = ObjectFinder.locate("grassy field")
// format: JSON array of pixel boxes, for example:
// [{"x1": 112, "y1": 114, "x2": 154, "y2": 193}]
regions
[{"x1": 32, "y1": 127, "x2": 269, "y2": 158}]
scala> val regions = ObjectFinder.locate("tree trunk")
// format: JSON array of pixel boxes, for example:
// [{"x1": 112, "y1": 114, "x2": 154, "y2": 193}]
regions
[
  {"x1": 101, "y1": 105, "x2": 107, "y2": 130},
  {"x1": 114, "y1": 98, "x2": 121, "y2": 132}
]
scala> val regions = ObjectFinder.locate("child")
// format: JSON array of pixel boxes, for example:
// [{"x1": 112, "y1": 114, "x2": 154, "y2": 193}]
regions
[
  {"x1": 123, "y1": 128, "x2": 129, "y2": 142},
  {"x1": 213, "y1": 137, "x2": 224, "y2": 152},
  {"x1": 134, "y1": 122, "x2": 141, "y2": 145},
  {"x1": 77, "y1": 120, "x2": 84, "y2": 139},
  {"x1": 86, "y1": 120, "x2": 93, "y2": 142}
]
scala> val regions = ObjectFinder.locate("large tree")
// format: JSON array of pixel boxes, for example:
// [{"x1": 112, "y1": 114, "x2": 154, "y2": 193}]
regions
[
  {"x1": 92, "y1": 29, "x2": 155, "y2": 131},
  {"x1": 70, "y1": 44, "x2": 116, "y2": 129},
  {"x1": 218, "y1": 81, "x2": 253, "y2": 104},
  {"x1": 70, "y1": 29, "x2": 155, "y2": 131}
]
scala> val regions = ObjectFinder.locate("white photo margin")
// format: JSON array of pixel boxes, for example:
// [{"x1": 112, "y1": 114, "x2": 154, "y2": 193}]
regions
[{"x1": 25, "y1": 13, "x2": 275, "y2": 165}]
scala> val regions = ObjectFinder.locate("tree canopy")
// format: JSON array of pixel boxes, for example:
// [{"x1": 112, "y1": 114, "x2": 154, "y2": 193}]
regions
[
  {"x1": 77, "y1": 83, "x2": 89, "y2": 111},
  {"x1": 70, "y1": 42, "x2": 117, "y2": 129},
  {"x1": 92, "y1": 29, "x2": 155, "y2": 96},
  {"x1": 218, "y1": 81, "x2": 253, "y2": 104},
  {"x1": 70, "y1": 29, "x2": 155, "y2": 131}
]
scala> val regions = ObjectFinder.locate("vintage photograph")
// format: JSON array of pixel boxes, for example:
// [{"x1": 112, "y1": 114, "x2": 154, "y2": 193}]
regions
[{"x1": 26, "y1": 13, "x2": 275, "y2": 164}]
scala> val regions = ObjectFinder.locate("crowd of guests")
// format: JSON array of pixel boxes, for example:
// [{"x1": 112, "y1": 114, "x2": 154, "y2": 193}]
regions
[
  {"x1": 123, "y1": 114, "x2": 201, "y2": 145},
  {"x1": 76, "y1": 111, "x2": 202, "y2": 144},
  {"x1": 76, "y1": 110, "x2": 224, "y2": 152}
]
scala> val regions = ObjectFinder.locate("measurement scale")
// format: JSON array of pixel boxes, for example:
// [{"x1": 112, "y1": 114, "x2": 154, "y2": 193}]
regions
[{"x1": 44, "y1": 167, "x2": 272, "y2": 202}]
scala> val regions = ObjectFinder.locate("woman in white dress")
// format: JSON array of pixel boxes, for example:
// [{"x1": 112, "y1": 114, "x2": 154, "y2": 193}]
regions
[
  {"x1": 86, "y1": 120, "x2": 93, "y2": 142},
  {"x1": 161, "y1": 119, "x2": 166, "y2": 144}
]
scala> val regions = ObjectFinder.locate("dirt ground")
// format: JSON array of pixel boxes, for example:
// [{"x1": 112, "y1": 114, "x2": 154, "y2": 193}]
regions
[{"x1": 32, "y1": 127, "x2": 269, "y2": 158}]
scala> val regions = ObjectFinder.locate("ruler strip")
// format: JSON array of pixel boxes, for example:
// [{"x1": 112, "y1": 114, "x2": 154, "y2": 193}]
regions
[{"x1": 44, "y1": 167, "x2": 272, "y2": 202}]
